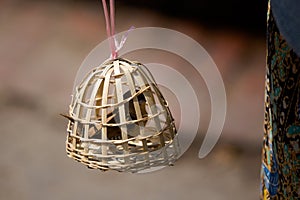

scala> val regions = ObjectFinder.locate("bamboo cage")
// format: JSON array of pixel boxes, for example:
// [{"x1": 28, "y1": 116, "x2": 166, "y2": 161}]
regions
[{"x1": 65, "y1": 58, "x2": 179, "y2": 173}]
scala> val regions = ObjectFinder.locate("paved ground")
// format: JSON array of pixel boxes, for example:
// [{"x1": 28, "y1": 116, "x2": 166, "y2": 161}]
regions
[{"x1": 0, "y1": 1, "x2": 265, "y2": 199}]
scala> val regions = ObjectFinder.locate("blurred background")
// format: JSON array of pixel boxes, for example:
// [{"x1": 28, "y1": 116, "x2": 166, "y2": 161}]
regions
[{"x1": 0, "y1": 0, "x2": 267, "y2": 199}]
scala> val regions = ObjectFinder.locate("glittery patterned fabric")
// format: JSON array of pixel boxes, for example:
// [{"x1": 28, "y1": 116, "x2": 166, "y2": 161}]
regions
[{"x1": 260, "y1": 2, "x2": 300, "y2": 199}]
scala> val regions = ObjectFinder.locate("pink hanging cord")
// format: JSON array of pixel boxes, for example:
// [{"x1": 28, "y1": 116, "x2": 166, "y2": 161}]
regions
[{"x1": 102, "y1": 0, "x2": 117, "y2": 59}]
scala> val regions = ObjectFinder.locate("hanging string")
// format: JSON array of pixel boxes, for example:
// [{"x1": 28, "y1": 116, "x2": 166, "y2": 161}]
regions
[
  {"x1": 101, "y1": 0, "x2": 134, "y2": 60},
  {"x1": 109, "y1": 0, "x2": 115, "y2": 41},
  {"x1": 115, "y1": 26, "x2": 135, "y2": 52},
  {"x1": 102, "y1": 0, "x2": 117, "y2": 59}
]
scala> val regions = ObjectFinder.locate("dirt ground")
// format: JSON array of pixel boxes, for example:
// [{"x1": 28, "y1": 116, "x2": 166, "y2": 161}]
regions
[{"x1": 0, "y1": 1, "x2": 265, "y2": 199}]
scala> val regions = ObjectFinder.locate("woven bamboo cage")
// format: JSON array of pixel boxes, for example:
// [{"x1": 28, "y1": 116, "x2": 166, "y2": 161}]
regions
[{"x1": 65, "y1": 58, "x2": 179, "y2": 173}]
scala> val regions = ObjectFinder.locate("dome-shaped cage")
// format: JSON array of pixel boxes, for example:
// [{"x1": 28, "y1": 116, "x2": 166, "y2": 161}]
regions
[{"x1": 65, "y1": 58, "x2": 179, "y2": 172}]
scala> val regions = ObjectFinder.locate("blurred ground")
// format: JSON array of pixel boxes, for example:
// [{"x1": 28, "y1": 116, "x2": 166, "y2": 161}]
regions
[{"x1": 0, "y1": 1, "x2": 265, "y2": 200}]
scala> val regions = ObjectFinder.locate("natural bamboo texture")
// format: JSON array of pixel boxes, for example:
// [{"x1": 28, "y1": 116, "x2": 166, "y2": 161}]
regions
[{"x1": 65, "y1": 58, "x2": 179, "y2": 172}]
